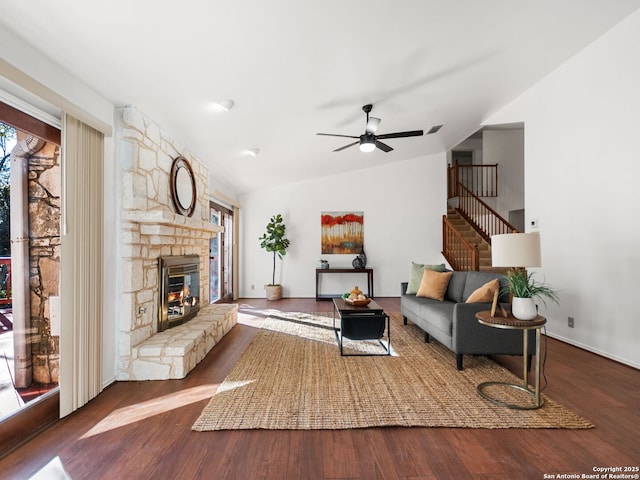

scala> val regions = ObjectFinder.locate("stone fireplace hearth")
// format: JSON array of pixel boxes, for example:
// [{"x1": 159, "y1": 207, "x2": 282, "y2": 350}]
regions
[{"x1": 130, "y1": 302, "x2": 237, "y2": 380}]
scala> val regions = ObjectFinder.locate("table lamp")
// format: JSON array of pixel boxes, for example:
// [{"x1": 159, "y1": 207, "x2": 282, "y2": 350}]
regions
[{"x1": 490, "y1": 232, "x2": 542, "y2": 317}]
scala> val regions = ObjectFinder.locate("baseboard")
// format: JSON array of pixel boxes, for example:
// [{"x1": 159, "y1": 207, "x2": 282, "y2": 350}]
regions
[
  {"x1": 545, "y1": 331, "x2": 639, "y2": 370},
  {"x1": 102, "y1": 376, "x2": 116, "y2": 390}
]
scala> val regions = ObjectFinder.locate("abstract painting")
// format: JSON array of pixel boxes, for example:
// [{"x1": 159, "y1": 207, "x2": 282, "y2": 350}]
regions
[{"x1": 321, "y1": 211, "x2": 364, "y2": 254}]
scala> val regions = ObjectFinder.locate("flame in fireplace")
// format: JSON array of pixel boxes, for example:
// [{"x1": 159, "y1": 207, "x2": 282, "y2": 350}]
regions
[
  {"x1": 167, "y1": 286, "x2": 193, "y2": 306},
  {"x1": 159, "y1": 255, "x2": 201, "y2": 331}
]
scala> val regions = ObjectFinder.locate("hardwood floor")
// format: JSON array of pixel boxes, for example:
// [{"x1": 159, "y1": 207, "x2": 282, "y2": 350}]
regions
[{"x1": 1, "y1": 297, "x2": 638, "y2": 479}]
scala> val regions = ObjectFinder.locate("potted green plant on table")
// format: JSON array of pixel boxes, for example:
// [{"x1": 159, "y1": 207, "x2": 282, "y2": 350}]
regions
[
  {"x1": 502, "y1": 270, "x2": 559, "y2": 320},
  {"x1": 259, "y1": 213, "x2": 291, "y2": 301}
]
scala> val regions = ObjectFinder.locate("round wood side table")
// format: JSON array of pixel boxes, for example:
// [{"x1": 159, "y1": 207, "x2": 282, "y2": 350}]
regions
[{"x1": 475, "y1": 311, "x2": 546, "y2": 410}]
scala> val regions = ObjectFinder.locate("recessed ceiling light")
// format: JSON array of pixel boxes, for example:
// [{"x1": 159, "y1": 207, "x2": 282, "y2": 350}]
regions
[
  {"x1": 212, "y1": 99, "x2": 235, "y2": 112},
  {"x1": 244, "y1": 148, "x2": 260, "y2": 157}
]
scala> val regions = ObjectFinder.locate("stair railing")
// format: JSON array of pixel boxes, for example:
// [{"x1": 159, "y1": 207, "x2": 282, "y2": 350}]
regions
[
  {"x1": 448, "y1": 164, "x2": 499, "y2": 199},
  {"x1": 442, "y1": 215, "x2": 479, "y2": 271},
  {"x1": 457, "y1": 184, "x2": 519, "y2": 243}
]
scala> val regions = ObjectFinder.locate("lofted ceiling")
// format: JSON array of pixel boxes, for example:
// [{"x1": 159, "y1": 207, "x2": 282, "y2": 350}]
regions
[{"x1": 1, "y1": 1, "x2": 638, "y2": 194}]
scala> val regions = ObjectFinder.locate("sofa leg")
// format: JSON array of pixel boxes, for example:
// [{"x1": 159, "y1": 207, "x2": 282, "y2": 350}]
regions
[
  {"x1": 403, "y1": 315, "x2": 408, "y2": 325},
  {"x1": 424, "y1": 332, "x2": 430, "y2": 343},
  {"x1": 456, "y1": 354, "x2": 464, "y2": 371}
]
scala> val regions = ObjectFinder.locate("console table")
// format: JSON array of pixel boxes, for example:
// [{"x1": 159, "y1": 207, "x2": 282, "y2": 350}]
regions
[{"x1": 315, "y1": 268, "x2": 374, "y2": 300}]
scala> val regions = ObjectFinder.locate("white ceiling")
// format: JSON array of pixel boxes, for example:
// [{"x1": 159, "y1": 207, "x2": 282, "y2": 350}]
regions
[{"x1": 2, "y1": 1, "x2": 638, "y2": 194}]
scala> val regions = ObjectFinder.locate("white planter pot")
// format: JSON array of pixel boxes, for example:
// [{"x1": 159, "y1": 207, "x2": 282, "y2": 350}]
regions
[{"x1": 511, "y1": 297, "x2": 537, "y2": 320}]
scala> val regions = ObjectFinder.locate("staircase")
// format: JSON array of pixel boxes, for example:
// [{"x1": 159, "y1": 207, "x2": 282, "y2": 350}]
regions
[
  {"x1": 446, "y1": 208, "x2": 492, "y2": 270},
  {"x1": 444, "y1": 164, "x2": 519, "y2": 272}
]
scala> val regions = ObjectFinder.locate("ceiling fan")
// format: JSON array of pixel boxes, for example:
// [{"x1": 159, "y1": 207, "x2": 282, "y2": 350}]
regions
[{"x1": 316, "y1": 104, "x2": 425, "y2": 153}]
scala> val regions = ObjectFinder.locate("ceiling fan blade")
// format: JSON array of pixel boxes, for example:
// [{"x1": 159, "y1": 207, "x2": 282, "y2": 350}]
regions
[
  {"x1": 316, "y1": 133, "x2": 359, "y2": 139},
  {"x1": 375, "y1": 140, "x2": 393, "y2": 152},
  {"x1": 376, "y1": 130, "x2": 424, "y2": 140},
  {"x1": 333, "y1": 141, "x2": 360, "y2": 152},
  {"x1": 366, "y1": 117, "x2": 381, "y2": 134}
]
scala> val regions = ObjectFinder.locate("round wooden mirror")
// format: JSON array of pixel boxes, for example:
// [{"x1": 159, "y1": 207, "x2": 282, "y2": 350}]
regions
[{"x1": 170, "y1": 156, "x2": 197, "y2": 217}]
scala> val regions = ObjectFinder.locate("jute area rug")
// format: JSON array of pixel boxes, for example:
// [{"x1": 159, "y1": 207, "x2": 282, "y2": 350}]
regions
[{"x1": 192, "y1": 312, "x2": 593, "y2": 431}]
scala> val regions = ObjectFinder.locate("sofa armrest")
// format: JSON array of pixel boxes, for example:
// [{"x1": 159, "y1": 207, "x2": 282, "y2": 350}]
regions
[{"x1": 400, "y1": 282, "x2": 408, "y2": 295}]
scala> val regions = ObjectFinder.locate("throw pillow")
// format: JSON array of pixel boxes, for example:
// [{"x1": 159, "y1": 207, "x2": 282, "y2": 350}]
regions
[
  {"x1": 416, "y1": 269, "x2": 453, "y2": 301},
  {"x1": 465, "y1": 278, "x2": 500, "y2": 303},
  {"x1": 406, "y1": 262, "x2": 447, "y2": 294}
]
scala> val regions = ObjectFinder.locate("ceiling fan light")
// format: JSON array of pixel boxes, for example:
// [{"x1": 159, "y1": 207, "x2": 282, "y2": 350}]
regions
[
  {"x1": 359, "y1": 139, "x2": 376, "y2": 153},
  {"x1": 359, "y1": 142, "x2": 375, "y2": 153}
]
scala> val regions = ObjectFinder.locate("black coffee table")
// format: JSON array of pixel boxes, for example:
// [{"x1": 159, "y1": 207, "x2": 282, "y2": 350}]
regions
[{"x1": 332, "y1": 298, "x2": 390, "y2": 356}]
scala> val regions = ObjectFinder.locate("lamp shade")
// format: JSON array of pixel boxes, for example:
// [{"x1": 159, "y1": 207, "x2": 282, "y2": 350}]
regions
[{"x1": 491, "y1": 232, "x2": 541, "y2": 267}]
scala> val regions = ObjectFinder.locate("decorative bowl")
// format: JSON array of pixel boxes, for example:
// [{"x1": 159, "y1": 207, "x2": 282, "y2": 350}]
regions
[{"x1": 345, "y1": 298, "x2": 371, "y2": 307}]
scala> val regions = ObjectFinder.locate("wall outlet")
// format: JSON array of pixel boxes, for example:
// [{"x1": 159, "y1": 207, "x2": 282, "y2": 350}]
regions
[{"x1": 568, "y1": 316, "x2": 575, "y2": 328}]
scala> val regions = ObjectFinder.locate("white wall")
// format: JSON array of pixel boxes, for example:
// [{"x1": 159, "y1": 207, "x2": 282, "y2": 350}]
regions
[
  {"x1": 239, "y1": 153, "x2": 447, "y2": 298},
  {"x1": 482, "y1": 129, "x2": 524, "y2": 218},
  {"x1": 485, "y1": 9, "x2": 640, "y2": 368}
]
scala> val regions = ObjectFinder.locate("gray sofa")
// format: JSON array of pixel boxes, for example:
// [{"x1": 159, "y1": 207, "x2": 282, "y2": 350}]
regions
[{"x1": 401, "y1": 270, "x2": 534, "y2": 370}]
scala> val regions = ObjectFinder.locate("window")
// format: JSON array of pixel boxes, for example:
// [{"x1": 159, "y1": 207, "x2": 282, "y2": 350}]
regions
[
  {"x1": 0, "y1": 102, "x2": 61, "y2": 421},
  {"x1": 209, "y1": 201, "x2": 234, "y2": 303}
]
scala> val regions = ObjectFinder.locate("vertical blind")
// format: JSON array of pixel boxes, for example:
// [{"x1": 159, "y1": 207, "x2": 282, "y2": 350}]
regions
[{"x1": 59, "y1": 114, "x2": 104, "y2": 417}]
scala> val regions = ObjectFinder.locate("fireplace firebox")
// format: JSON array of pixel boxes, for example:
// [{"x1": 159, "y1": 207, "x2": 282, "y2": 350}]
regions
[{"x1": 158, "y1": 255, "x2": 200, "y2": 332}]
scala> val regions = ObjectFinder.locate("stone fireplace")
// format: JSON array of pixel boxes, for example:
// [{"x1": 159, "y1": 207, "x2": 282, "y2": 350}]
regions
[
  {"x1": 115, "y1": 106, "x2": 236, "y2": 382},
  {"x1": 158, "y1": 255, "x2": 200, "y2": 332}
]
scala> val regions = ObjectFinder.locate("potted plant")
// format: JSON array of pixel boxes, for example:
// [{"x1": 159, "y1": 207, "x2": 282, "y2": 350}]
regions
[
  {"x1": 319, "y1": 258, "x2": 329, "y2": 269},
  {"x1": 502, "y1": 270, "x2": 559, "y2": 320},
  {"x1": 259, "y1": 213, "x2": 291, "y2": 300}
]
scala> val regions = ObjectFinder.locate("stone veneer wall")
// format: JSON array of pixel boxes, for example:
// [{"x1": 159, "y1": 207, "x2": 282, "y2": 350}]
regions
[
  {"x1": 116, "y1": 106, "x2": 218, "y2": 381},
  {"x1": 9, "y1": 132, "x2": 64, "y2": 385},
  {"x1": 27, "y1": 138, "x2": 61, "y2": 384}
]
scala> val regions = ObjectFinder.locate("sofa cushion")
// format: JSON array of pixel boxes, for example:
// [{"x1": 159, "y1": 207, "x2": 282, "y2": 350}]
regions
[
  {"x1": 416, "y1": 269, "x2": 452, "y2": 301},
  {"x1": 401, "y1": 295, "x2": 455, "y2": 339},
  {"x1": 406, "y1": 262, "x2": 447, "y2": 294},
  {"x1": 444, "y1": 271, "x2": 467, "y2": 303},
  {"x1": 462, "y1": 272, "x2": 507, "y2": 302},
  {"x1": 418, "y1": 301, "x2": 456, "y2": 336},
  {"x1": 466, "y1": 278, "x2": 500, "y2": 303}
]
